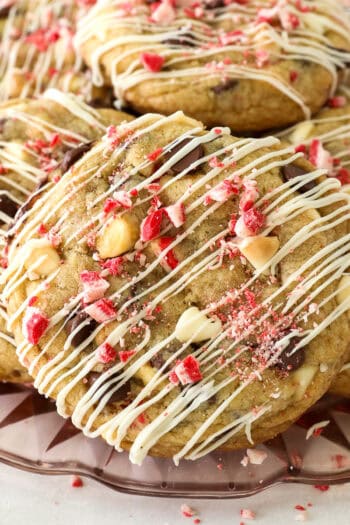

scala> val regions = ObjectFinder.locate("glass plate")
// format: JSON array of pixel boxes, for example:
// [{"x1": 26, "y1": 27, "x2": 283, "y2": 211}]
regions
[{"x1": 0, "y1": 383, "x2": 350, "y2": 499}]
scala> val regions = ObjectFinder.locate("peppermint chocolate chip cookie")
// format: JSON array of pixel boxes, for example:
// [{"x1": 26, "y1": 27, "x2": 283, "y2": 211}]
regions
[
  {"x1": 281, "y1": 93, "x2": 350, "y2": 397},
  {"x1": 0, "y1": 0, "x2": 110, "y2": 103},
  {"x1": 0, "y1": 89, "x2": 132, "y2": 383},
  {"x1": 4, "y1": 112, "x2": 350, "y2": 464},
  {"x1": 76, "y1": 0, "x2": 350, "y2": 132}
]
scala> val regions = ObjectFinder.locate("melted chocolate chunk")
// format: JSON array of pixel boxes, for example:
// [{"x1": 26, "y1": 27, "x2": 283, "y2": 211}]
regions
[
  {"x1": 274, "y1": 337, "x2": 305, "y2": 372},
  {"x1": 65, "y1": 311, "x2": 97, "y2": 347},
  {"x1": 14, "y1": 176, "x2": 48, "y2": 221},
  {"x1": 86, "y1": 373, "x2": 132, "y2": 403},
  {"x1": 212, "y1": 79, "x2": 238, "y2": 95},
  {"x1": 0, "y1": 194, "x2": 18, "y2": 220},
  {"x1": 60, "y1": 142, "x2": 94, "y2": 173},
  {"x1": 203, "y1": 0, "x2": 225, "y2": 8},
  {"x1": 164, "y1": 138, "x2": 204, "y2": 174},
  {"x1": 281, "y1": 164, "x2": 317, "y2": 193},
  {"x1": 163, "y1": 33, "x2": 196, "y2": 47}
]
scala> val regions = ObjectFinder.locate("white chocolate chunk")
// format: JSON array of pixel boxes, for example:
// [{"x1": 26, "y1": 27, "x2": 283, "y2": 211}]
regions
[
  {"x1": 336, "y1": 275, "x2": 350, "y2": 307},
  {"x1": 239, "y1": 236, "x2": 280, "y2": 271},
  {"x1": 135, "y1": 363, "x2": 156, "y2": 384},
  {"x1": 97, "y1": 214, "x2": 139, "y2": 258},
  {"x1": 292, "y1": 365, "x2": 318, "y2": 401},
  {"x1": 288, "y1": 121, "x2": 314, "y2": 144},
  {"x1": 175, "y1": 306, "x2": 222, "y2": 343},
  {"x1": 23, "y1": 239, "x2": 60, "y2": 277}
]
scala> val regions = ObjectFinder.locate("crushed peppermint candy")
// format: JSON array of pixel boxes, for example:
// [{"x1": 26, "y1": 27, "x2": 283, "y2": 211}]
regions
[
  {"x1": 80, "y1": 271, "x2": 110, "y2": 303},
  {"x1": 140, "y1": 209, "x2": 164, "y2": 242},
  {"x1": 170, "y1": 355, "x2": 203, "y2": 385},
  {"x1": 22, "y1": 306, "x2": 49, "y2": 345},
  {"x1": 96, "y1": 342, "x2": 116, "y2": 364},
  {"x1": 305, "y1": 420, "x2": 330, "y2": 440},
  {"x1": 240, "y1": 509, "x2": 256, "y2": 520},
  {"x1": 71, "y1": 475, "x2": 83, "y2": 488},
  {"x1": 165, "y1": 202, "x2": 186, "y2": 227},
  {"x1": 85, "y1": 298, "x2": 116, "y2": 323},
  {"x1": 140, "y1": 52, "x2": 165, "y2": 72}
]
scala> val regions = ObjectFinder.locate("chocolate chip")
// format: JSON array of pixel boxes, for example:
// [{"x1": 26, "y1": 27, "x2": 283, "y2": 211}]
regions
[
  {"x1": 0, "y1": 4, "x2": 12, "y2": 17},
  {"x1": 163, "y1": 33, "x2": 196, "y2": 47},
  {"x1": 65, "y1": 311, "x2": 97, "y2": 347},
  {"x1": 60, "y1": 142, "x2": 94, "y2": 173},
  {"x1": 0, "y1": 118, "x2": 7, "y2": 133},
  {"x1": 274, "y1": 337, "x2": 305, "y2": 372},
  {"x1": 164, "y1": 138, "x2": 204, "y2": 174},
  {"x1": 0, "y1": 194, "x2": 18, "y2": 220},
  {"x1": 212, "y1": 79, "x2": 238, "y2": 95},
  {"x1": 281, "y1": 164, "x2": 317, "y2": 193},
  {"x1": 150, "y1": 353, "x2": 165, "y2": 370},
  {"x1": 86, "y1": 373, "x2": 132, "y2": 403},
  {"x1": 203, "y1": 0, "x2": 225, "y2": 8}
]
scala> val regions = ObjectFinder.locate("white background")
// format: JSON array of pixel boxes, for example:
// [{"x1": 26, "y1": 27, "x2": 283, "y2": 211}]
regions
[{"x1": 1, "y1": 463, "x2": 349, "y2": 524}]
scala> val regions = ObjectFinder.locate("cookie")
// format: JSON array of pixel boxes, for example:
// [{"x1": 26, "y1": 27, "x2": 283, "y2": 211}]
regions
[
  {"x1": 4, "y1": 112, "x2": 350, "y2": 464},
  {"x1": 0, "y1": 0, "x2": 110, "y2": 103},
  {"x1": 0, "y1": 89, "x2": 132, "y2": 383},
  {"x1": 0, "y1": 305, "x2": 31, "y2": 382},
  {"x1": 281, "y1": 93, "x2": 350, "y2": 397},
  {"x1": 76, "y1": 0, "x2": 350, "y2": 132}
]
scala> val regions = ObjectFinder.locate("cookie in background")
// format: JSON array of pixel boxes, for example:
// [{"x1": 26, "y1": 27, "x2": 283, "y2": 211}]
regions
[{"x1": 0, "y1": 88, "x2": 132, "y2": 383}]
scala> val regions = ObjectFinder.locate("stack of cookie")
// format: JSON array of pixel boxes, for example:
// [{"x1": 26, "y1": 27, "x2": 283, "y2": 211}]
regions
[{"x1": 1, "y1": 0, "x2": 350, "y2": 465}]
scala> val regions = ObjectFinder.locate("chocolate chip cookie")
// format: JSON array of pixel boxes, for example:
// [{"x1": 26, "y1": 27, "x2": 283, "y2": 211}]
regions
[
  {"x1": 281, "y1": 92, "x2": 350, "y2": 397},
  {"x1": 76, "y1": 0, "x2": 350, "y2": 132},
  {"x1": 0, "y1": 88, "x2": 132, "y2": 383},
  {"x1": 0, "y1": 0, "x2": 110, "y2": 103},
  {"x1": 4, "y1": 111, "x2": 350, "y2": 463}
]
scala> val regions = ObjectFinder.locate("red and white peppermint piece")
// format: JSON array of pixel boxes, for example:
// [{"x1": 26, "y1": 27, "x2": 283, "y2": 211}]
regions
[
  {"x1": 71, "y1": 475, "x2": 83, "y2": 488},
  {"x1": 85, "y1": 298, "x2": 116, "y2": 323},
  {"x1": 242, "y1": 207, "x2": 265, "y2": 235},
  {"x1": 151, "y1": 0, "x2": 176, "y2": 24},
  {"x1": 22, "y1": 306, "x2": 49, "y2": 345},
  {"x1": 240, "y1": 508, "x2": 256, "y2": 520},
  {"x1": 118, "y1": 349, "x2": 136, "y2": 362},
  {"x1": 140, "y1": 52, "x2": 165, "y2": 73},
  {"x1": 152, "y1": 236, "x2": 179, "y2": 271},
  {"x1": 180, "y1": 504, "x2": 195, "y2": 518},
  {"x1": 100, "y1": 257, "x2": 124, "y2": 276},
  {"x1": 328, "y1": 96, "x2": 346, "y2": 108},
  {"x1": 113, "y1": 190, "x2": 133, "y2": 209},
  {"x1": 96, "y1": 342, "x2": 116, "y2": 363},
  {"x1": 309, "y1": 139, "x2": 333, "y2": 171},
  {"x1": 165, "y1": 202, "x2": 186, "y2": 227},
  {"x1": 80, "y1": 271, "x2": 109, "y2": 303},
  {"x1": 171, "y1": 355, "x2": 202, "y2": 385},
  {"x1": 140, "y1": 209, "x2": 164, "y2": 242},
  {"x1": 207, "y1": 180, "x2": 237, "y2": 203}
]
